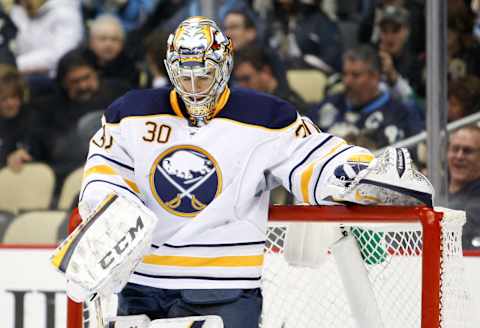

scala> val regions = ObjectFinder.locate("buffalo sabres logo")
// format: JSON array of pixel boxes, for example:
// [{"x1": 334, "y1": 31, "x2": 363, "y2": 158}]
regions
[{"x1": 149, "y1": 145, "x2": 222, "y2": 217}]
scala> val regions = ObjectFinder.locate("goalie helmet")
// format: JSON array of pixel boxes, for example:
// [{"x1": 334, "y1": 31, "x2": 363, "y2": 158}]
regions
[{"x1": 165, "y1": 16, "x2": 233, "y2": 126}]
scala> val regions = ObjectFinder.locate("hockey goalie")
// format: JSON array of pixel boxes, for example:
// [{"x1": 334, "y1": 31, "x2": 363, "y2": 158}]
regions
[{"x1": 51, "y1": 16, "x2": 433, "y2": 328}]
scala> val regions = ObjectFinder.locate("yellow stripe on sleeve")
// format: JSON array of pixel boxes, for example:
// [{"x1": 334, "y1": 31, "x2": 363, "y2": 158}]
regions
[
  {"x1": 142, "y1": 254, "x2": 264, "y2": 267},
  {"x1": 124, "y1": 178, "x2": 140, "y2": 193},
  {"x1": 84, "y1": 164, "x2": 117, "y2": 178},
  {"x1": 300, "y1": 141, "x2": 347, "y2": 203},
  {"x1": 84, "y1": 165, "x2": 139, "y2": 193}
]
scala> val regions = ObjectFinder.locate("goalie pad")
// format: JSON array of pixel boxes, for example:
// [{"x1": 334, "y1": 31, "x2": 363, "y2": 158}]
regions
[
  {"x1": 323, "y1": 147, "x2": 434, "y2": 206},
  {"x1": 51, "y1": 193, "x2": 157, "y2": 302},
  {"x1": 107, "y1": 315, "x2": 224, "y2": 328}
]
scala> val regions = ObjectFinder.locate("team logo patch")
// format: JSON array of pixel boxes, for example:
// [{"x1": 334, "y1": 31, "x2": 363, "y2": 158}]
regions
[{"x1": 149, "y1": 145, "x2": 222, "y2": 217}]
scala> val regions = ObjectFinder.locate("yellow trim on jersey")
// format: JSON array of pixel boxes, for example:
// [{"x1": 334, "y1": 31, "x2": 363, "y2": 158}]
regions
[
  {"x1": 300, "y1": 141, "x2": 347, "y2": 203},
  {"x1": 84, "y1": 164, "x2": 116, "y2": 177},
  {"x1": 170, "y1": 90, "x2": 185, "y2": 118},
  {"x1": 142, "y1": 254, "x2": 264, "y2": 267},
  {"x1": 211, "y1": 87, "x2": 230, "y2": 117},
  {"x1": 124, "y1": 179, "x2": 140, "y2": 193},
  {"x1": 84, "y1": 165, "x2": 139, "y2": 193}
]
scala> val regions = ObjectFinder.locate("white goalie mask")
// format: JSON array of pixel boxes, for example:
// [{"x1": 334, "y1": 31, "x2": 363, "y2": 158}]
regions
[{"x1": 165, "y1": 16, "x2": 233, "y2": 125}]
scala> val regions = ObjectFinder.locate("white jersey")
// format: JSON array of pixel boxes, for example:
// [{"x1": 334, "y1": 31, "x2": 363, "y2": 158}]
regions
[{"x1": 80, "y1": 87, "x2": 372, "y2": 289}]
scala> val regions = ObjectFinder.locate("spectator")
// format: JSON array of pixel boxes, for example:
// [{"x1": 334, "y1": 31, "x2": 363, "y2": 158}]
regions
[
  {"x1": 447, "y1": 125, "x2": 480, "y2": 249},
  {"x1": 51, "y1": 48, "x2": 130, "y2": 114},
  {"x1": 0, "y1": 64, "x2": 33, "y2": 168},
  {"x1": 83, "y1": 14, "x2": 141, "y2": 88},
  {"x1": 143, "y1": 29, "x2": 169, "y2": 88},
  {"x1": 307, "y1": 45, "x2": 422, "y2": 149},
  {"x1": 234, "y1": 46, "x2": 308, "y2": 115},
  {"x1": 223, "y1": 8, "x2": 260, "y2": 49},
  {"x1": 81, "y1": 0, "x2": 157, "y2": 32},
  {"x1": 9, "y1": 0, "x2": 83, "y2": 75},
  {"x1": 447, "y1": 75, "x2": 480, "y2": 122},
  {"x1": 448, "y1": 12, "x2": 480, "y2": 81},
  {"x1": 9, "y1": 48, "x2": 129, "y2": 190},
  {"x1": 0, "y1": 5, "x2": 17, "y2": 66},
  {"x1": 265, "y1": 0, "x2": 343, "y2": 72},
  {"x1": 358, "y1": 0, "x2": 425, "y2": 57},
  {"x1": 377, "y1": 5, "x2": 424, "y2": 101},
  {"x1": 222, "y1": 8, "x2": 287, "y2": 88}
]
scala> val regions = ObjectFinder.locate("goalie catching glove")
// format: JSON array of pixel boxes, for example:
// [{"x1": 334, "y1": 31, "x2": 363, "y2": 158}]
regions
[
  {"x1": 322, "y1": 147, "x2": 434, "y2": 206},
  {"x1": 51, "y1": 193, "x2": 157, "y2": 302}
]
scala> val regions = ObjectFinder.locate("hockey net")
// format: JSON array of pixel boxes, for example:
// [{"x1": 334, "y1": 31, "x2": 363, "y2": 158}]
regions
[{"x1": 66, "y1": 205, "x2": 472, "y2": 328}]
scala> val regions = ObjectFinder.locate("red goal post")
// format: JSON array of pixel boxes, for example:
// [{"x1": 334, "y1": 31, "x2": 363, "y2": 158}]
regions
[{"x1": 66, "y1": 205, "x2": 470, "y2": 328}]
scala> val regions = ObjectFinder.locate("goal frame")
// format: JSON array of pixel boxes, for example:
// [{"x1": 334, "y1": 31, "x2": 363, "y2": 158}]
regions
[{"x1": 66, "y1": 205, "x2": 443, "y2": 328}]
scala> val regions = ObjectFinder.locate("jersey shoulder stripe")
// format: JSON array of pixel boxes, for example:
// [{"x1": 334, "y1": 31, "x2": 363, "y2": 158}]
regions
[
  {"x1": 218, "y1": 88, "x2": 298, "y2": 129},
  {"x1": 104, "y1": 87, "x2": 175, "y2": 124},
  {"x1": 87, "y1": 153, "x2": 134, "y2": 171},
  {"x1": 287, "y1": 135, "x2": 334, "y2": 191}
]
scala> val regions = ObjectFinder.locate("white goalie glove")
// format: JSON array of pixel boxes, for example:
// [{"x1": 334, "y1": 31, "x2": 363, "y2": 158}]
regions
[
  {"x1": 322, "y1": 147, "x2": 434, "y2": 206},
  {"x1": 51, "y1": 193, "x2": 157, "y2": 302}
]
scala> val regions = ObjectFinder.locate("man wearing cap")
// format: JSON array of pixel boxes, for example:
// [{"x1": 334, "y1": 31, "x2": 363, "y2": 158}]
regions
[{"x1": 377, "y1": 5, "x2": 424, "y2": 100}]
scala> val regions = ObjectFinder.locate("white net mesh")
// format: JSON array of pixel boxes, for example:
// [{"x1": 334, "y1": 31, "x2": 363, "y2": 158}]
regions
[{"x1": 261, "y1": 207, "x2": 472, "y2": 328}]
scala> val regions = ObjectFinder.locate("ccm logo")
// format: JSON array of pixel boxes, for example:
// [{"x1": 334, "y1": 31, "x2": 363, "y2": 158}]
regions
[{"x1": 99, "y1": 216, "x2": 144, "y2": 269}]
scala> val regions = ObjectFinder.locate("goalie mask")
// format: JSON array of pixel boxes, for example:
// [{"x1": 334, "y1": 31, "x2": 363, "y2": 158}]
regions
[{"x1": 165, "y1": 16, "x2": 233, "y2": 126}]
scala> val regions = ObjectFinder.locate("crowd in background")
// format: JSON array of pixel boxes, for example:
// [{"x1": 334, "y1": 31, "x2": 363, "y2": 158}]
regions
[{"x1": 0, "y1": 0, "x2": 479, "y2": 248}]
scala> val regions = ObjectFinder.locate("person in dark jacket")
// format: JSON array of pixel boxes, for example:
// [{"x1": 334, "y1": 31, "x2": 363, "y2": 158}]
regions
[
  {"x1": 9, "y1": 49, "x2": 129, "y2": 191},
  {"x1": 83, "y1": 14, "x2": 141, "y2": 88},
  {"x1": 265, "y1": 0, "x2": 343, "y2": 72},
  {"x1": 307, "y1": 45, "x2": 422, "y2": 148},
  {"x1": 0, "y1": 64, "x2": 34, "y2": 168}
]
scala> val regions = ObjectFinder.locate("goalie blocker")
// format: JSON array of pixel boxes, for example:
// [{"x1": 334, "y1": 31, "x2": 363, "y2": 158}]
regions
[
  {"x1": 51, "y1": 193, "x2": 157, "y2": 302},
  {"x1": 322, "y1": 147, "x2": 434, "y2": 207}
]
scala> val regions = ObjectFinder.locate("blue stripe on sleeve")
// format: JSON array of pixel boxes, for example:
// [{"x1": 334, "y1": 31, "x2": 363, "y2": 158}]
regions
[
  {"x1": 287, "y1": 135, "x2": 333, "y2": 192},
  {"x1": 88, "y1": 153, "x2": 134, "y2": 171}
]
